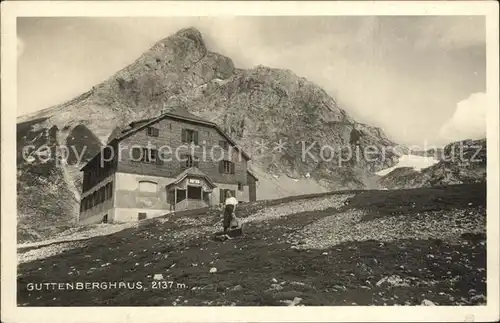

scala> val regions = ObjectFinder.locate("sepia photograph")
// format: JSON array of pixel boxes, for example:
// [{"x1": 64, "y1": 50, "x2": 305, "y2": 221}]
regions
[{"x1": 2, "y1": 1, "x2": 499, "y2": 323}]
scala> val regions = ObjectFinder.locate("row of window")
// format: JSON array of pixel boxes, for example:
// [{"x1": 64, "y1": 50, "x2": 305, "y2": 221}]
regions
[
  {"x1": 130, "y1": 147, "x2": 235, "y2": 174},
  {"x1": 146, "y1": 126, "x2": 230, "y2": 150},
  {"x1": 130, "y1": 147, "x2": 163, "y2": 165},
  {"x1": 83, "y1": 156, "x2": 113, "y2": 192},
  {"x1": 80, "y1": 182, "x2": 113, "y2": 213}
]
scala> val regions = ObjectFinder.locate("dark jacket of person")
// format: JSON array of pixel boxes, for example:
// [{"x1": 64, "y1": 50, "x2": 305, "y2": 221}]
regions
[{"x1": 223, "y1": 204, "x2": 235, "y2": 232}]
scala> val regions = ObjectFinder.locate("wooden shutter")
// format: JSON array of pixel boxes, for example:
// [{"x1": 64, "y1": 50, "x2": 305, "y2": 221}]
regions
[
  {"x1": 180, "y1": 155, "x2": 186, "y2": 168},
  {"x1": 151, "y1": 149, "x2": 159, "y2": 164},
  {"x1": 156, "y1": 152, "x2": 164, "y2": 165},
  {"x1": 231, "y1": 190, "x2": 236, "y2": 198},
  {"x1": 220, "y1": 189, "x2": 225, "y2": 203},
  {"x1": 193, "y1": 131, "x2": 199, "y2": 145},
  {"x1": 82, "y1": 172, "x2": 88, "y2": 191},
  {"x1": 181, "y1": 129, "x2": 187, "y2": 142},
  {"x1": 132, "y1": 147, "x2": 141, "y2": 160},
  {"x1": 219, "y1": 160, "x2": 224, "y2": 173},
  {"x1": 230, "y1": 162, "x2": 235, "y2": 174}
]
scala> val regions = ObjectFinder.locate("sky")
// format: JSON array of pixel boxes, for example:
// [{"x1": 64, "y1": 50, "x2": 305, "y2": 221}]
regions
[{"x1": 17, "y1": 16, "x2": 486, "y2": 146}]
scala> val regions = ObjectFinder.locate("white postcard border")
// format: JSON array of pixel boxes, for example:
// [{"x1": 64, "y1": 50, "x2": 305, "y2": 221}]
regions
[{"x1": 2, "y1": 1, "x2": 499, "y2": 322}]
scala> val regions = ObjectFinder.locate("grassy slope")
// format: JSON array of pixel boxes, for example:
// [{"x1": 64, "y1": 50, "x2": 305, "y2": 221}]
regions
[{"x1": 18, "y1": 183, "x2": 486, "y2": 306}]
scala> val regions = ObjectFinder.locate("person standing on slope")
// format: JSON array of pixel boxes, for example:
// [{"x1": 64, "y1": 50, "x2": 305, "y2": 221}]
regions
[{"x1": 222, "y1": 191, "x2": 242, "y2": 234}]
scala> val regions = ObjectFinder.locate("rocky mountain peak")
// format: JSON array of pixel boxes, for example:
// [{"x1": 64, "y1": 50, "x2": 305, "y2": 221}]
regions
[
  {"x1": 173, "y1": 27, "x2": 206, "y2": 45},
  {"x1": 17, "y1": 27, "x2": 401, "y2": 242}
]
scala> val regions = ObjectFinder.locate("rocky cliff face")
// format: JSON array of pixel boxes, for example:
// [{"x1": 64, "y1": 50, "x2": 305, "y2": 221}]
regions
[
  {"x1": 17, "y1": 27, "x2": 398, "y2": 242},
  {"x1": 379, "y1": 139, "x2": 486, "y2": 189}
]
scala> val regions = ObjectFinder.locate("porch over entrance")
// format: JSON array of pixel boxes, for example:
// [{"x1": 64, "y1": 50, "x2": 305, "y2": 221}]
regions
[{"x1": 166, "y1": 167, "x2": 217, "y2": 211}]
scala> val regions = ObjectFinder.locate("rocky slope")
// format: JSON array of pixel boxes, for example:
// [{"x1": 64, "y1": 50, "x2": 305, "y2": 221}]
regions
[
  {"x1": 17, "y1": 27, "x2": 399, "y2": 242},
  {"x1": 379, "y1": 139, "x2": 486, "y2": 189}
]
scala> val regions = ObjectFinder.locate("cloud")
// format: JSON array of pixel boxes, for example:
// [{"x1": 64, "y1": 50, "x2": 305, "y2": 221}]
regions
[
  {"x1": 439, "y1": 92, "x2": 486, "y2": 144},
  {"x1": 17, "y1": 37, "x2": 25, "y2": 57}
]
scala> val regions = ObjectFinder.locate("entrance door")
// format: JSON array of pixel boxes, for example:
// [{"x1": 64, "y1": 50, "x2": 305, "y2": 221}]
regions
[
  {"x1": 187, "y1": 185, "x2": 202, "y2": 200},
  {"x1": 249, "y1": 182, "x2": 256, "y2": 202},
  {"x1": 167, "y1": 188, "x2": 175, "y2": 211},
  {"x1": 203, "y1": 191, "x2": 211, "y2": 204}
]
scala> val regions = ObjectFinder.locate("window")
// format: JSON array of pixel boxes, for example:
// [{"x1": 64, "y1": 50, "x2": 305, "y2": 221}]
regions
[
  {"x1": 176, "y1": 189, "x2": 186, "y2": 203},
  {"x1": 131, "y1": 147, "x2": 142, "y2": 161},
  {"x1": 181, "y1": 129, "x2": 199, "y2": 145},
  {"x1": 181, "y1": 155, "x2": 199, "y2": 168},
  {"x1": 138, "y1": 181, "x2": 158, "y2": 192},
  {"x1": 187, "y1": 186, "x2": 202, "y2": 199},
  {"x1": 219, "y1": 160, "x2": 235, "y2": 174},
  {"x1": 138, "y1": 212, "x2": 147, "y2": 220},
  {"x1": 219, "y1": 189, "x2": 236, "y2": 203},
  {"x1": 99, "y1": 190, "x2": 103, "y2": 204},
  {"x1": 219, "y1": 140, "x2": 229, "y2": 150},
  {"x1": 147, "y1": 127, "x2": 159, "y2": 137},
  {"x1": 109, "y1": 182, "x2": 113, "y2": 198},
  {"x1": 83, "y1": 172, "x2": 90, "y2": 191},
  {"x1": 160, "y1": 151, "x2": 170, "y2": 163},
  {"x1": 142, "y1": 148, "x2": 153, "y2": 163},
  {"x1": 137, "y1": 148, "x2": 162, "y2": 164},
  {"x1": 103, "y1": 146, "x2": 112, "y2": 159},
  {"x1": 91, "y1": 191, "x2": 97, "y2": 208},
  {"x1": 238, "y1": 182, "x2": 244, "y2": 191}
]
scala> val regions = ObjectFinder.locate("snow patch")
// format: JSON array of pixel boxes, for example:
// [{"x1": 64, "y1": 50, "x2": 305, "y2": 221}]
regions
[{"x1": 376, "y1": 154, "x2": 439, "y2": 176}]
